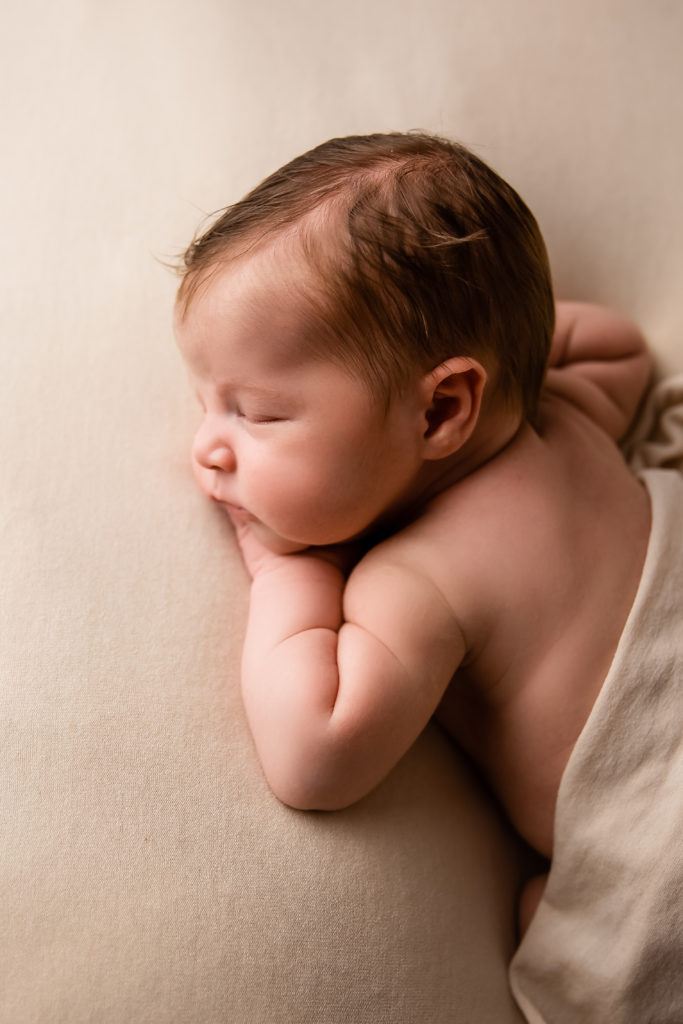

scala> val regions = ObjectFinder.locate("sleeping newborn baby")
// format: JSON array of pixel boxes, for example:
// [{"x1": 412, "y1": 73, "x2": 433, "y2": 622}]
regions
[{"x1": 174, "y1": 131, "x2": 683, "y2": 1022}]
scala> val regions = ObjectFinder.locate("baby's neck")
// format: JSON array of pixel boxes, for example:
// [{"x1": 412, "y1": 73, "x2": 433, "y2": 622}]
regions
[
  {"x1": 439, "y1": 403, "x2": 523, "y2": 485},
  {"x1": 375, "y1": 405, "x2": 524, "y2": 537}
]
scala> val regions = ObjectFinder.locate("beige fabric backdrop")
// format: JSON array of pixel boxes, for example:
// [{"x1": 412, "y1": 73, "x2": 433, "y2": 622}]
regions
[{"x1": 2, "y1": 1, "x2": 681, "y2": 1022}]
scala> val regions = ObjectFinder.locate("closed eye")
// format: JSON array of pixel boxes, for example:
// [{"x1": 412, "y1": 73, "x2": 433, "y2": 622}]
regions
[{"x1": 237, "y1": 409, "x2": 285, "y2": 425}]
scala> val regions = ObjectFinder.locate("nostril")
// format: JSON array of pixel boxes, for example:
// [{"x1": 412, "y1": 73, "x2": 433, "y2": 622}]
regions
[{"x1": 207, "y1": 446, "x2": 234, "y2": 471}]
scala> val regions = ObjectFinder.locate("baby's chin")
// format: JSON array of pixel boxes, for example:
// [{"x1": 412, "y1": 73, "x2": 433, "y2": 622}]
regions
[
  {"x1": 250, "y1": 520, "x2": 311, "y2": 555},
  {"x1": 261, "y1": 534, "x2": 310, "y2": 555},
  {"x1": 249, "y1": 512, "x2": 368, "y2": 555}
]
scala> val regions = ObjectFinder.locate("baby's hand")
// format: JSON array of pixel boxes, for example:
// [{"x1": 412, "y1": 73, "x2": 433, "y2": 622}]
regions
[
  {"x1": 226, "y1": 507, "x2": 364, "y2": 580},
  {"x1": 225, "y1": 507, "x2": 303, "y2": 578}
]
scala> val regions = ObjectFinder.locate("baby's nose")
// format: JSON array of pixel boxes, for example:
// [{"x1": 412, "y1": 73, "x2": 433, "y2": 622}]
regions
[
  {"x1": 193, "y1": 431, "x2": 236, "y2": 473},
  {"x1": 205, "y1": 445, "x2": 235, "y2": 472}
]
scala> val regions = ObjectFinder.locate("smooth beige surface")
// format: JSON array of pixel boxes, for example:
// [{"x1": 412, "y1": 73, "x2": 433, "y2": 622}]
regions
[{"x1": 1, "y1": 1, "x2": 682, "y2": 1021}]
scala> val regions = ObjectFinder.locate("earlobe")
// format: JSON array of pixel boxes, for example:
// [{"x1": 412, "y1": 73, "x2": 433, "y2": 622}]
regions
[{"x1": 420, "y1": 357, "x2": 487, "y2": 458}]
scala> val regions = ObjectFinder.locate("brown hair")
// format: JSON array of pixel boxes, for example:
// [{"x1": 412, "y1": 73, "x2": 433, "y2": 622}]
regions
[{"x1": 176, "y1": 132, "x2": 555, "y2": 419}]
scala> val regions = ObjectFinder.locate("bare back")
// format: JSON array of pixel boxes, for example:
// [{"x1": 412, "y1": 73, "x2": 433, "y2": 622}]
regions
[{"x1": 416, "y1": 392, "x2": 652, "y2": 855}]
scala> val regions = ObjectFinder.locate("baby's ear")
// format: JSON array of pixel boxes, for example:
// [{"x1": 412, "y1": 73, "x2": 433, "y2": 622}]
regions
[{"x1": 420, "y1": 357, "x2": 487, "y2": 459}]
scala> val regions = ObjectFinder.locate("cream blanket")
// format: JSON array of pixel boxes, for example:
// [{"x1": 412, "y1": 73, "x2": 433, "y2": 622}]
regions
[{"x1": 510, "y1": 376, "x2": 683, "y2": 1023}]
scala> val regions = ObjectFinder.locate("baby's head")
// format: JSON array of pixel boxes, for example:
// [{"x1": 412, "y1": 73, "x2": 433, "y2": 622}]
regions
[
  {"x1": 176, "y1": 131, "x2": 554, "y2": 421},
  {"x1": 175, "y1": 132, "x2": 555, "y2": 551}
]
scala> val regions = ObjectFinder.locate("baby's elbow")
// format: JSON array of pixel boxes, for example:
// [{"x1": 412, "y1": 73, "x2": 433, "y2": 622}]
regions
[
  {"x1": 262, "y1": 755, "x2": 365, "y2": 812},
  {"x1": 276, "y1": 788, "x2": 355, "y2": 813},
  {"x1": 255, "y1": 716, "x2": 382, "y2": 811},
  {"x1": 267, "y1": 773, "x2": 359, "y2": 812},
  {"x1": 267, "y1": 785, "x2": 349, "y2": 813}
]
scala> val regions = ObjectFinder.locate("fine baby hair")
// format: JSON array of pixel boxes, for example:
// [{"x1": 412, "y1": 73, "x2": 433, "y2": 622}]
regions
[{"x1": 177, "y1": 132, "x2": 555, "y2": 419}]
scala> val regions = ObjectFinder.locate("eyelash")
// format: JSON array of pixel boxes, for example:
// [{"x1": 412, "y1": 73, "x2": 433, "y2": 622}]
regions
[
  {"x1": 194, "y1": 391, "x2": 282, "y2": 425},
  {"x1": 236, "y1": 409, "x2": 282, "y2": 425}
]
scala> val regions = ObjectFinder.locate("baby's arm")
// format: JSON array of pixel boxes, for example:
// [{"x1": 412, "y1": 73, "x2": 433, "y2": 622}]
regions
[
  {"x1": 544, "y1": 301, "x2": 652, "y2": 439},
  {"x1": 232, "y1": 517, "x2": 463, "y2": 810}
]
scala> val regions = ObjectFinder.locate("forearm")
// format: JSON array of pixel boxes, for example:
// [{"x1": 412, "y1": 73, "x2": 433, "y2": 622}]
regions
[
  {"x1": 545, "y1": 301, "x2": 653, "y2": 438},
  {"x1": 240, "y1": 554, "x2": 350, "y2": 806},
  {"x1": 246, "y1": 554, "x2": 344, "y2": 652},
  {"x1": 549, "y1": 301, "x2": 651, "y2": 368},
  {"x1": 242, "y1": 552, "x2": 344, "y2": 709}
]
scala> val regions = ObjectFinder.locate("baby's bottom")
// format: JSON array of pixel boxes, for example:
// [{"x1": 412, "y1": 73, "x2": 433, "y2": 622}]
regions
[{"x1": 518, "y1": 873, "x2": 548, "y2": 938}]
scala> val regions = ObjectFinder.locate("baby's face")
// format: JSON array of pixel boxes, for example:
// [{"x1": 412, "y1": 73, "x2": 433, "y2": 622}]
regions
[{"x1": 175, "y1": 254, "x2": 426, "y2": 552}]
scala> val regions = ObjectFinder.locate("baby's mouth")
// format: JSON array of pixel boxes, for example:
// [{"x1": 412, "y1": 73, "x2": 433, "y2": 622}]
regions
[{"x1": 220, "y1": 501, "x2": 256, "y2": 522}]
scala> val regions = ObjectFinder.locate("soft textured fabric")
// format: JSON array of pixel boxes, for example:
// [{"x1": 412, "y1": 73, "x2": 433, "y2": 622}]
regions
[
  {"x1": 510, "y1": 467, "x2": 683, "y2": 1022},
  {"x1": 2, "y1": 1, "x2": 682, "y2": 1022},
  {"x1": 626, "y1": 374, "x2": 683, "y2": 473}
]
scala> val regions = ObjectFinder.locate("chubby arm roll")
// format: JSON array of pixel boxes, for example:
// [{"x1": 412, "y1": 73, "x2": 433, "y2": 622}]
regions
[{"x1": 240, "y1": 547, "x2": 464, "y2": 810}]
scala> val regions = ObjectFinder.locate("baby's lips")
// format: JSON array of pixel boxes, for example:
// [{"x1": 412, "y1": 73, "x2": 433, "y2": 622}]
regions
[{"x1": 222, "y1": 502, "x2": 252, "y2": 528}]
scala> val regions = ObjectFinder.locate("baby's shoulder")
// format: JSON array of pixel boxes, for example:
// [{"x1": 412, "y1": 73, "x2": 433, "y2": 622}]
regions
[
  {"x1": 385, "y1": 409, "x2": 642, "y2": 636},
  {"x1": 369, "y1": 465, "x2": 525, "y2": 628},
  {"x1": 412, "y1": 425, "x2": 549, "y2": 547},
  {"x1": 376, "y1": 424, "x2": 578, "y2": 623}
]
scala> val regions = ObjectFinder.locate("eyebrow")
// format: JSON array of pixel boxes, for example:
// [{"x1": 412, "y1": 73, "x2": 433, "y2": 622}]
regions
[
  {"x1": 209, "y1": 378, "x2": 289, "y2": 403},
  {"x1": 220, "y1": 379, "x2": 284, "y2": 396}
]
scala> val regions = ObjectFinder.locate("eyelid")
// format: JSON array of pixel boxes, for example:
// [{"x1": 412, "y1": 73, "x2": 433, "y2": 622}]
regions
[
  {"x1": 241, "y1": 412, "x2": 284, "y2": 424},
  {"x1": 195, "y1": 385, "x2": 287, "y2": 424}
]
